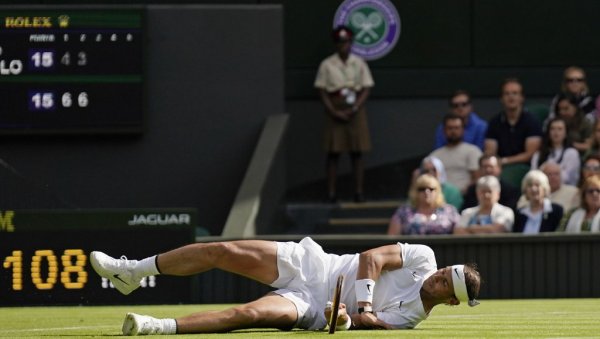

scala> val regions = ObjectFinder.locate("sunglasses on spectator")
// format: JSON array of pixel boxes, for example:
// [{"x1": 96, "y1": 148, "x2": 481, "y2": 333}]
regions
[
  {"x1": 451, "y1": 101, "x2": 470, "y2": 108},
  {"x1": 585, "y1": 188, "x2": 600, "y2": 195},
  {"x1": 417, "y1": 187, "x2": 436, "y2": 192},
  {"x1": 583, "y1": 165, "x2": 600, "y2": 171},
  {"x1": 565, "y1": 77, "x2": 585, "y2": 83}
]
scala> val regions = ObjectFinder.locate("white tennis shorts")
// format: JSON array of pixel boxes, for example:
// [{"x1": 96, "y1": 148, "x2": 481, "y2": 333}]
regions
[{"x1": 270, "y1": 237, "x2": 335, "y2": 330}]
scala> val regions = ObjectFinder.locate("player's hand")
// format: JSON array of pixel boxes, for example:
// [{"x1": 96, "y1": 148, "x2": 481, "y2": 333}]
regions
[
  {"x1": 324, "y1": 302, "x2": 348, "y2": 327},
  {"x1": 359, "y1": 312, "x2": 393, "y2": 330}
]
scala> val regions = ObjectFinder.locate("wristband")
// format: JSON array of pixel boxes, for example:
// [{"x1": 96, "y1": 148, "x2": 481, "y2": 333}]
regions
[
  {"x1": 358, "y1": 306, "x2": 373, "y2": 314},
  {"x1": 336, "y1": 318, "x2": 352, "y2": 331},
  {"x1": 355, "y1": 279, "x2": 375, "y2": 303}
]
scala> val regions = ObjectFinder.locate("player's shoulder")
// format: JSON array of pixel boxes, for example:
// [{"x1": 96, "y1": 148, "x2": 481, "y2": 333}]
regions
[{"x1": 398, "y1": 243, "x2": 436, "y2": 264}]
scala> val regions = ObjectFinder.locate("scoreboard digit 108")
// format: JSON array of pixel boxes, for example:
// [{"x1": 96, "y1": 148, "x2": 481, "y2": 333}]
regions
[{"x1": 0, "y1": 7, "x2": 144, "y2": 134}]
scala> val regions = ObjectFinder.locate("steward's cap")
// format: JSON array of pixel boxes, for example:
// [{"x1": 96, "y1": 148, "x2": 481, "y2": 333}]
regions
[{"x1": 332, "y1": 25, "x2": 354, "y2": 42}]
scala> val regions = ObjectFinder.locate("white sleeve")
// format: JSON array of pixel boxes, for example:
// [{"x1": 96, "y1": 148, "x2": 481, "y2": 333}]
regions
[
  {"x1": 400, "y1": 244, "x2": 436, "y2": 271},
  {"x1": 375, "y1": 309, "x2": 416, "y2": 329},
  {"x1": 468, "y1": 146, "x2": 483, "y2": 171}
]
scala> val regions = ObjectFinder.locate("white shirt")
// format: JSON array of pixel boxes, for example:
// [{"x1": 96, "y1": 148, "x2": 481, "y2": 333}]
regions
[
  {"x1": 330, "y1": 243, "x2": 437, "y2": 329},
  {"x1": 530, "y1": 147, "x2": 580, "y2": 186},
  {"x1": 430, "y1": 142, "x2": 482, "y2": 192},
  {"x1": 314, "y1": 53, "x2": 374, "y2": 92},
  {"x1": 458, "y1": 203, "x2": 515, "y2": 232}
]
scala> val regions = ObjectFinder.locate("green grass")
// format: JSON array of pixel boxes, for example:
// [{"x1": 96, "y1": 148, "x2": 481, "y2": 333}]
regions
[{"x1": 1, "y1": 299, "x2": 599, "y2": 338}]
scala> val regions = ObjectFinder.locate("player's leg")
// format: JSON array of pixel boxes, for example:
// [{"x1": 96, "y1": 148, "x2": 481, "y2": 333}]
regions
[
  {"x1": 178, "y1": 292, "x2": 297, "y2": 333},
  {"x1": 91, "y1": 240, "x2": 279, "y2": 295},
  {"x1": 157, "y1": 240, "x2": 279, "y2": 284},
  {"x1": 122, "y1": 293, "x2": 298, "y2": 335}
]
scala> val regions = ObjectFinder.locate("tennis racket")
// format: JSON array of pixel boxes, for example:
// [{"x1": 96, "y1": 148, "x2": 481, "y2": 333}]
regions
[{"x1": 328, "y1": 275, "x2": 344, "y2": 334}]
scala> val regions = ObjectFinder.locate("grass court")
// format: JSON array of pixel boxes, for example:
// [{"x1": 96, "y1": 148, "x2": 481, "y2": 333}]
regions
[{"x1": 1, "y1": 299, "x2": 599, "y2": 338}]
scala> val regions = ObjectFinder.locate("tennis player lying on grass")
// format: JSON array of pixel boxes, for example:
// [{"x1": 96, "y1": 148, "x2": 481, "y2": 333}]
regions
[{"x1": 90, "y1": 237, "x2": 481, "y2": 335}]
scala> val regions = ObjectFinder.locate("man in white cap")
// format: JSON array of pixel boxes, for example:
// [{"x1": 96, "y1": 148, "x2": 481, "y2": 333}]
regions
[{"x1": 91, "y1": 237, "x2": 481, "y2": 335}]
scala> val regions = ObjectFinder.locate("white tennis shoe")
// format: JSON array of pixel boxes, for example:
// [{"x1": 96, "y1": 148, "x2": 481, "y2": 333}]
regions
[
  {"x1": 90, "y1": 251, "x2": 141, "y2": 295},
  {"x1": 122, "y1": 312, "x2": 163, "y2": 336}
]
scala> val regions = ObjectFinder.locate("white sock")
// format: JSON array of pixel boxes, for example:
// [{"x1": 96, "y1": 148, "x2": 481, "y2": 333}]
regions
[
  {"x1": 136, "y1": 255, "x2": 160, "y2": 277},
  {"x1": 160, "y1": 318, "x2": 177, "y2": 334}
]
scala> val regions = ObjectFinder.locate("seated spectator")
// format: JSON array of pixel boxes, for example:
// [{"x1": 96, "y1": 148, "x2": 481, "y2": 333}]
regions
[
  {"x1": 431, "y1": 114, "x2": 482, "y2": 193},
  {"x1": 530, "y1": 117, "x2": 580, "y2": 185},
  {"x1": 513, "y1": 170, "x2": 563, "y2": 234},
  {"x1": 463, "y1": 155, "x2": 520, "y2": 211},
  {"x1": 434, "y1": 90, "x2": 488, "y2": 150},
  {"x1": 578, "y1": 154, "x2": 600, "y2": 188},
  {"x1": 387, "y1": 174, "x2": 460, "y2": 235},
  {"x1": 553, "y1": 94, "x2": 593, "y2": 154},
  {"x1": 582, "y1": 118, "x2": 600, "y2": 160},
  {"x1": 517, "y1": 162, "x2": 580, "y2": 212},
  {"x1": 560, "y1": 175, "x2": 600, "y2": 233},
  {"x1": 417, "y1": 156, "x2": 463, "y2": 210},
  {"x1": 454, "y1": 175, "x2": 514, "y2": 234},
  {"x1": 546, "y1": 66, "x2": 596, "y2": 125},
  {"x1": 485, "y1": 78, "x2": 542, "y2": 166}
]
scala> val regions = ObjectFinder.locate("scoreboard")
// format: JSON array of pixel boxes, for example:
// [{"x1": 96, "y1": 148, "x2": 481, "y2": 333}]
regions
[
  {"x1": 0, "y1": 7, "x2": 144, "y2": 134},
  {"x1": 0, "y1": 208, "x2": 197, "y2": 305}
]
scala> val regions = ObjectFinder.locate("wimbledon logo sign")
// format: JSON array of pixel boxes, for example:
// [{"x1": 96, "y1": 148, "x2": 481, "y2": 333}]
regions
[{"x1": 333, "y1": 0, "x2": 401, "y2": 61}]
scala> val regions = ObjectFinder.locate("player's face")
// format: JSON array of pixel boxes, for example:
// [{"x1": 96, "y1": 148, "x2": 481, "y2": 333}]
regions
[{"x1": 423, "y1": 266, "x2": 456, "y2": 302}]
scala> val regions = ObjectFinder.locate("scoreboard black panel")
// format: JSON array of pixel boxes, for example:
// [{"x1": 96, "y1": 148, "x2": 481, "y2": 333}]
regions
[
  {"x1": 0, "y1": 7, "x2": 144, "y2": 134},
  {"x1": 0, "y1": 209, "x2": 197, "y2": 305}
]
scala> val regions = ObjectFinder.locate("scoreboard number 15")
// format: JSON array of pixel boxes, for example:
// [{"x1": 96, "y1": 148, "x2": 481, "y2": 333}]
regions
[{"x1": 2, "y1": 249, "x2": 88, "y2": 291}]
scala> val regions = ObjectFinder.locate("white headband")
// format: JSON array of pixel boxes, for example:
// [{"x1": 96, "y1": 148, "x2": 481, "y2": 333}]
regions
[{"x1": 451, "y1": 265, "x2": 479, "y2": 307}]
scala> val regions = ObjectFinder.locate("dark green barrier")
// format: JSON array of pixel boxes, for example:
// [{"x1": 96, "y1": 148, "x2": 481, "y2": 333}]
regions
[{"x1": 194, "y1": 234, "x2": 600, "y2": 302}]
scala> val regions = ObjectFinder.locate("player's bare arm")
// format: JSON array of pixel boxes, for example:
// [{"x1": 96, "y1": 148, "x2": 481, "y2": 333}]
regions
[{"x1": 353, "y1": 244, "x2": 403, "y2": 330}]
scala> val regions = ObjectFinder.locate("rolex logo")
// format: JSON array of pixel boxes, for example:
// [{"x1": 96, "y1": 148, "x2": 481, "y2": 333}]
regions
[{"x1": 58, "y1": 15, "x2": 69, "y2": 28}]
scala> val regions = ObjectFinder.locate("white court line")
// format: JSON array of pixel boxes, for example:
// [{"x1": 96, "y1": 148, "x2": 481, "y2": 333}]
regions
[{"x1": 0, "y1": 325, "x2": 114, "y2": 333}]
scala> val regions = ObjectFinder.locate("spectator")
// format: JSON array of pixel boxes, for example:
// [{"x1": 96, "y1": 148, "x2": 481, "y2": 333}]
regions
[
  {"x1": 387, "y1": 174, "x2": 460, "y2": 235},
  {"x1": 314, "y1": 26, "x2": 374, "y2": 202},
  {"x1": 417, "y1": 156, "x2": 463, "y2": 210},
  {"x1": 530, "y1": 117, "x2": 580, "y2": 185},
  {"x1": 513, "y1": 170, "x2": 563, "y2": 234},
  {"x1": 583, "y1": 118, "x2": 600, "y2": 160},
  {"x1": 560, "y1": 175, "x2": 600, "y2": 233},
  {"x1": 578, "y1": 154, "x2": 600, "y2": 188},
  {"x1": 430, "y1": 114, "x2": 482, "y2": 193},
  {"x1": 434, "y1": 90, "x2": 488, "y2": 150},
  {"x1": 553, "y1": 94, "x2": 593, "y2": 154},
  {"x1": 462, "y1": 155, "x2": 520, "y2": 211},
  {"x1": 454, "y1": 176, "x2": 514, "y2": 234},
  {"x1": 547, "y1": 66, "x2": 596, "y2": 123},
  {"x1": 485, "y1": 78, "x2": 542, "y2": 165},
  {"x1": 517, "y1": 162, "x2": 580, "y2": 212}
]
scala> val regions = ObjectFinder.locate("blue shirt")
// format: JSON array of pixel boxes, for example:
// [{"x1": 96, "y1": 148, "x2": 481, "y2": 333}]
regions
[{"x1": 434, "y1": 112, "x2": 488, "y2": 151}]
